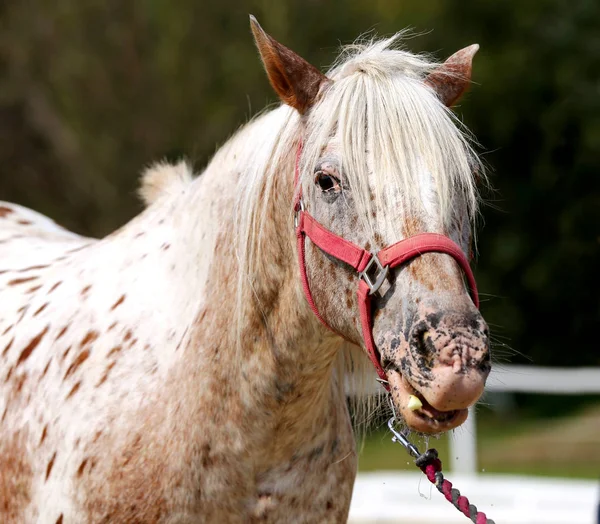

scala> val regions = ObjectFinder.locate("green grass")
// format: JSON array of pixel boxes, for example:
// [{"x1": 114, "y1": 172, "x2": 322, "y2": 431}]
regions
[
  {"x1": 358, "y1": 428, "x2": 450, "y2": 472},
  {"x1": 357, "y1": 400, "x2": 600, "y2": 479}
]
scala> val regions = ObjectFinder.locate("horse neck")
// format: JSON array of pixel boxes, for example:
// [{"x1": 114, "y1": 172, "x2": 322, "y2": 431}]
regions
[{"x1": 176, "y1": 117, "x2": 346, "y2": 456}]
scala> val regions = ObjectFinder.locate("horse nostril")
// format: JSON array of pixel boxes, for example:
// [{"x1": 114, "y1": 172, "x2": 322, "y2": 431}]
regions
[
  {"x1": 415, "y1": 328, "x2": 433, "y2": 355},
  {"x1": 478, "y1": 350, "x2": 492, "y2": 374}
]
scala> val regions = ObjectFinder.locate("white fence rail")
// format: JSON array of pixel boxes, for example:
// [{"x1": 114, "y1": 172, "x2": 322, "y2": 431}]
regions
[{"x1": 485, "y1": 365, "x2": 600, "y2": 394}]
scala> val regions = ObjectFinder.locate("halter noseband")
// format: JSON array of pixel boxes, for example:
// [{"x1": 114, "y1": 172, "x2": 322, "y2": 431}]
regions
[{"x1": 293, "y1": 143, "x2": 479, "y2": 391}]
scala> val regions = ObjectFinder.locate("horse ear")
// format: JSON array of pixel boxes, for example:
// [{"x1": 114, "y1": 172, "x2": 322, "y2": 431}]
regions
[
  {"x1": 425, "y1": 44, "x2": 479, "y2": 107},
  {"x1": 250, "y1": 15, "x2": 330, "y2": 114}
]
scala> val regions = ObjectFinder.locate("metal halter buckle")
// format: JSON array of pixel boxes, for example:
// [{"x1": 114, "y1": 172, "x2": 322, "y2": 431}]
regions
[
  {"x1": 359, "y1": 254, "x2": 389, "y2": 295},
  {"x1": 294, "y1": 199, "x2": 305, "y2": 228}
]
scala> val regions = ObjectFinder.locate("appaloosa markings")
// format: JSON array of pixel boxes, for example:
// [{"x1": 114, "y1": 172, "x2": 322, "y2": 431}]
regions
[{"x1": 0, "y1": 18, "x2": 491, "y2": 523}]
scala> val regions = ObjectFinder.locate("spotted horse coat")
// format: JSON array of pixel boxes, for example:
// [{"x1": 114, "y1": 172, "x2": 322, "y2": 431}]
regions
[{"x1": 0, "y1": 174, "x2": 357, "y2": 523}]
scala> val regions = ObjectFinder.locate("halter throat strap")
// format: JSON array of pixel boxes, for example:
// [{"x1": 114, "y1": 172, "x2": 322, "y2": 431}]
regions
[{"x1": 293, "y1": 143, "x2": 479, "y2": 391}]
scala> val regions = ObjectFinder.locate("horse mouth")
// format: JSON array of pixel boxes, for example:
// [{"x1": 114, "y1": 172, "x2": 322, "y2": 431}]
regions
[{"x1": 387, "y1": 368, "x2": 468, "y2": 434}]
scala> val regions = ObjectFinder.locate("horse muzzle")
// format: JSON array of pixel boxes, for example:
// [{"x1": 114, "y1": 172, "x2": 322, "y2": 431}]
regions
[{"x1": 380, "y1": 307, "x2": 490, "y2": 434}]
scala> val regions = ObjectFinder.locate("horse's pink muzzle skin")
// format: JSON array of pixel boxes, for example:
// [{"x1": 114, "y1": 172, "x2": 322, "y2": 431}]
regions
[{"x1": 377, "y1": 300, "x2": 490, "y2": 434}]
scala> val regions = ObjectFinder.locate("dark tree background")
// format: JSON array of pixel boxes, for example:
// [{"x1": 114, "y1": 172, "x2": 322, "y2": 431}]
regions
[{"x1": 1, "y1": 1, "x2": 598, "y2": 368}]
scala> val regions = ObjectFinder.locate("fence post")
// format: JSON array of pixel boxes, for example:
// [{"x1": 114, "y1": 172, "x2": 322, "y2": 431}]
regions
[{"x1": 449, "y1": 406, "x2": 477, "y2": 474}]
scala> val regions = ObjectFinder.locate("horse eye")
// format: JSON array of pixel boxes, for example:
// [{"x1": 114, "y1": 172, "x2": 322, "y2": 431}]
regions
[{"x1": 314, "y1": 171, "x2": 341, "y2": 193}]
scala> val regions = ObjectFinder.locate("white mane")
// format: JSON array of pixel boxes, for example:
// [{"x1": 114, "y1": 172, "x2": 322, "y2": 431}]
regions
[
  {"x1": 303, "y1": 34, "x2": 483, "y2": 240},
  {"x1": 138, "y1": 161, "x2": 194, "y2": 206}
]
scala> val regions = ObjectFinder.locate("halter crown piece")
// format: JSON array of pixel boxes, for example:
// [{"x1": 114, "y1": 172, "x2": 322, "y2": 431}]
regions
[{"x1": 293, "y1": 142, "x2": 479, "y2": 391}]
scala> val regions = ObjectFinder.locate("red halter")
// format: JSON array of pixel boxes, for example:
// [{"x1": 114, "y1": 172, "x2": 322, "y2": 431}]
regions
[{"x1": 293, "y1": 143, "x2": 479, "y2": 391}]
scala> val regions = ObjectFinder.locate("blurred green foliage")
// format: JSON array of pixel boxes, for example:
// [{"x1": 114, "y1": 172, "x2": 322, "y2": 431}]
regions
[{"x1": 0, "y1": 1, "x2": 598, "y2": 366}]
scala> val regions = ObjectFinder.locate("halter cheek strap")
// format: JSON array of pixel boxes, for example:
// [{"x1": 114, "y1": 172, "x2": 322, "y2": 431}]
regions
[{"x1": 294, "y1": 143, "x2": 479, "y2": 391}]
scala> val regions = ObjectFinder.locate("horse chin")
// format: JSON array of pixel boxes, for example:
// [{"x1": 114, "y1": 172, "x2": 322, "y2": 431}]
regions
[{"x1": 387, "y1": 369, "x2": 468, "y2": 435}]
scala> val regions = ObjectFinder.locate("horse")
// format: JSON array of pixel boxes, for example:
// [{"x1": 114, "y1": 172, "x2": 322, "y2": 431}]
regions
[{"x1": 0, "y1": 16, "x2": 491, "y2": 523}]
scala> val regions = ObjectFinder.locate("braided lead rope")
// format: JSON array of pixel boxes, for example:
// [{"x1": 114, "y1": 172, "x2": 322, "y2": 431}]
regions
[
  {"x1": 387, "y1": 417, "x2": 495, "y2": 524},
  {"x1": 415, "y1": 449, "x2": 495, "y2": 524}
]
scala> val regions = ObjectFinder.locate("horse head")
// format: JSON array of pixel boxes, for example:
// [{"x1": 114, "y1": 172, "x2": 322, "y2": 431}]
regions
[{"x1": 251, "y1": 17, "x2": 490, "y2": 434}]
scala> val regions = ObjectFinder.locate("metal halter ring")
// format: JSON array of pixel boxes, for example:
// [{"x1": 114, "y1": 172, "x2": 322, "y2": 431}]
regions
[
  {"x1": 293, "y1": 199, "x2": 305, "y2": 228},
  {"x1": 359, "y1": 254, "x2": 389, "y2": 295}
]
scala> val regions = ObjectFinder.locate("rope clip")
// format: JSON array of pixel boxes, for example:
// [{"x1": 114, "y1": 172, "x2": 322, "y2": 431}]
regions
[{"x1": 387, "y1": 416, "x2": 421, "y2": 459}]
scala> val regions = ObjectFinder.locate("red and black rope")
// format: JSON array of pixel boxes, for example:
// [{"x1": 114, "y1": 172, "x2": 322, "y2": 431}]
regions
[{"x1": 415, "y1": 449, "x2": 495, "y2": 524}]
